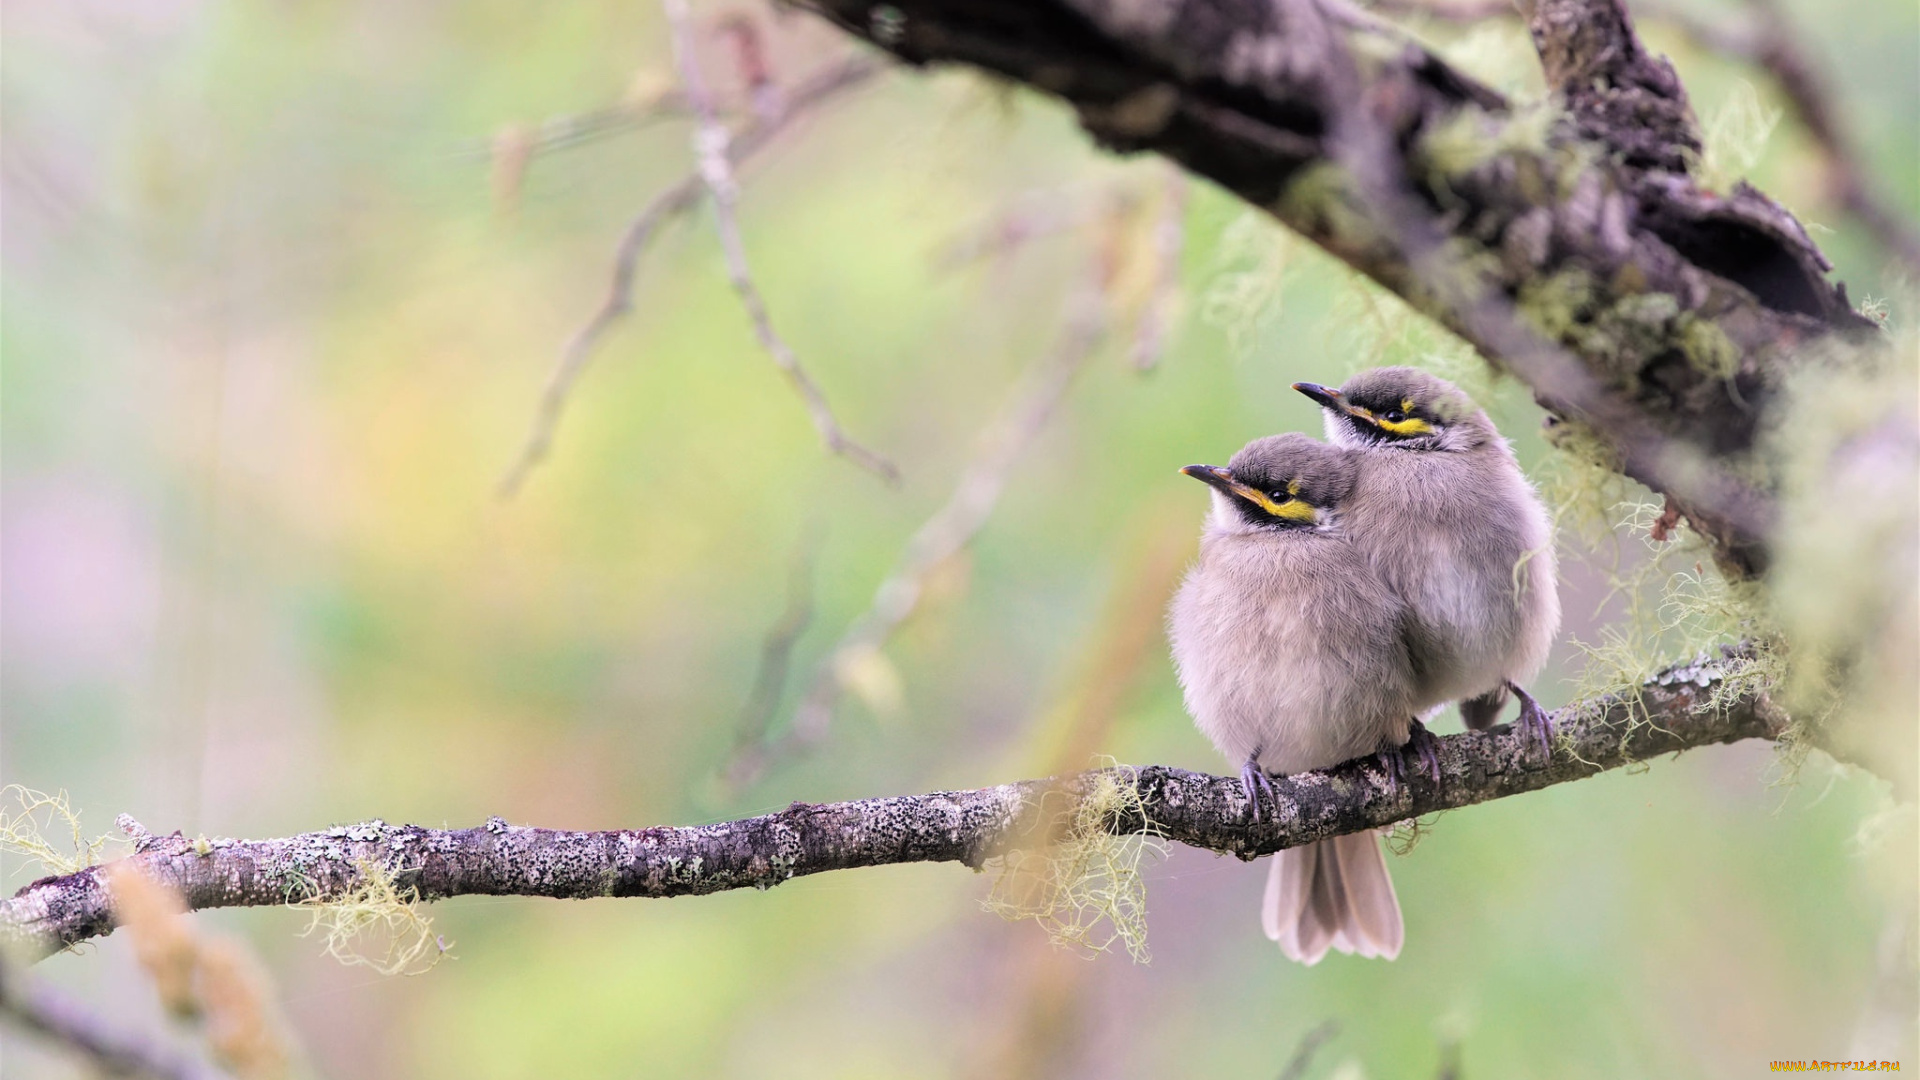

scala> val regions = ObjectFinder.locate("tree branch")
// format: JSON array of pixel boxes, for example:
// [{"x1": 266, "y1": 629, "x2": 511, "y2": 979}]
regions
[
  {"x1": 790, "y1": 0, "x2": 1884, "y2": 577},
  {"x1": 5, "y1": 648, "x2": 1788, "y2": 961}
]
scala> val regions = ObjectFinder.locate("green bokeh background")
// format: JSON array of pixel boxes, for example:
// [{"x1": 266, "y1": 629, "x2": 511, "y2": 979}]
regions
[{"x1": 4, "y1": 1, "x2": 1914, "y2": 1077}]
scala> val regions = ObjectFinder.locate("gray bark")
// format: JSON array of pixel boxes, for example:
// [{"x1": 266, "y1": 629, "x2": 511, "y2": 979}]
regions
[{"x1": 5, "y1": 648, "x2": 1785, "y2": 961}]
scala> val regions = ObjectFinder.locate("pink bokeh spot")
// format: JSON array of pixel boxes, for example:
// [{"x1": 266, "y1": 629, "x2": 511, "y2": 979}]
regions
[{"x1": 2, "y1": 475, "x2": 161, "y2": 684}]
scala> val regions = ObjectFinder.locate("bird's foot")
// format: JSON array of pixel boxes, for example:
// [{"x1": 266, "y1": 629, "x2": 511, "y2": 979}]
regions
[
  {"x1": 1404, "y1": 718, "x2": 1443, "y2": 786},
  {"x1": 1375, "y1": 745, "x2": 1405, "y2": 799},
  {"x1": 1240, "y1": 755, "x2": 1278, "y2": 824},
  {"x1": 1510, "y1": 681, "x2": 1553, "y2": 763}
]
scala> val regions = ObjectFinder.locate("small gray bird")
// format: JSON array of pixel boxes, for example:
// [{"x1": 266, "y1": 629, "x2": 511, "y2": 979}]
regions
[
  {"x1": 1169, "y1": 432, "x2": 1414, "y2": 964},
  {"x1": 1293, "y1": 368, "x2": 1560, "y2": 753}
]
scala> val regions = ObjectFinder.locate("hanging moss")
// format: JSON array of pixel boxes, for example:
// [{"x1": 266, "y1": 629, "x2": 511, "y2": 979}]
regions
[
  {"x1": 294, "y1": 857, "x2": 452, "y2": 977},
  {"x1": 980, "y1": 764, "x2": 1164, "y2": 962}
]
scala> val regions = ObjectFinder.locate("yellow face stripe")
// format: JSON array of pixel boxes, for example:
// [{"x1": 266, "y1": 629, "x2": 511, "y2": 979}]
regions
[
  {"x1": 1225, "y1": 480, "x2": 1316, "y2": 522},
  {"x1": 1269, "y1": 499, "x2": 1318, "y2": 523},
  {"x1": 1235, "y1": 487, "x2": 1288, "y2": 517},
  {"x1": 1375, "y1": 415, "x2": 1433, "y2": 436},
  {"x1": 1345, "y1": 397, "x2": 1433, "y2": 437}
]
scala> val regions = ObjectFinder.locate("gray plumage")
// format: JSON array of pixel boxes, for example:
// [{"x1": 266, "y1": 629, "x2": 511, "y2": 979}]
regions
[
  {"x1": 1295, "y1": 367, "x2": 1561, "y2": 731},
  {"x1": 1168, "y1": 432, "x2": 1411, "y2": 964}
]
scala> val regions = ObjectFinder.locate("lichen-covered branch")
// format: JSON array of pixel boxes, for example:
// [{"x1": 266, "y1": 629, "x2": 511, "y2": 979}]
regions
[
  {"x1": 791, "y1": 0, "x2": 1884, "y2": 577},
  {"x1": 5, "y1": 649, "x2": 1788, "y2": 961}
]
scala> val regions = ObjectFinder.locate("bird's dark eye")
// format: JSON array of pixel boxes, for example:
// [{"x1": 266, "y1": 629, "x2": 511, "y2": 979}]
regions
[
  {"x1": 1270, "y1": 491, "x2": 1291, "y2": 503},
  {"x1": 1382, "y1": 409, "x2": 1407, "y2": 423}
]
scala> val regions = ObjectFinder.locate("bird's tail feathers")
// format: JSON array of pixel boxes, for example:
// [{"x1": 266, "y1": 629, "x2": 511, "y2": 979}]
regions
[
  {"x1": 1460, "y1": 684, "x2": 1510, "y2": 730},
  {"x1": 1263, "y1": 832, "x2": 1403, "y2": 964}
]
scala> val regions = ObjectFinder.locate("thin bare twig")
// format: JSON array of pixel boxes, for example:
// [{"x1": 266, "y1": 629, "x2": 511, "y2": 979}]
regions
[
  {"x1": 793, "y1": 290, "x2": 1109, "y2": 736},
  {"x1": 732, "y1": 246, "x2": 1119, "y2": 779},
  {"x1": 0, "y1": 957, "x2": 224, "y2": 1080},
  {"x1": 932, "y1": 187, "x2": 1118, "y2": 272},
  {"x1": 1131, "y1": 165, "x2": 1189, "y2": 371},
  {"x1": 664, "y1": 0, "x2": 899, "y2": 484},
  {"x1": 728, "y1": 522, "x2": 824, "y2": 777},
  {"x1": 463, "y1": 83, "x2": 688, "y2": 167},
  {"x1": 1276, "y1": 1019, "x2": 1341, "y2": 1080},
  {"x1": 497, "y1": 56, "x2": 885, "y2": 498},
  {"x1": 471, "y1": 13, "x2": 788, "y2": 183},
  {"x1": 716, "y1": 13, "x2": 783, "y2": 121},
  {"x1": 498, "y1": 173, "x2": 700, "y2": 497},
  {"x1": 481, "y1": 80, "x2": 691, "y2": 213}
]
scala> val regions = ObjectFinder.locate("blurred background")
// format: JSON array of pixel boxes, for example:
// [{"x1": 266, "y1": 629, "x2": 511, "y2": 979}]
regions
[{"x1": 3, "y1": 0, "x2": 1915, "y2": 1076}]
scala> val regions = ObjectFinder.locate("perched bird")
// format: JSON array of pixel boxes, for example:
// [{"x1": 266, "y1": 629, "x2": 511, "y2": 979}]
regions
[
  {"x1": 1169, "y1": 432, "x2": 1415, "y2": 964},
  {"x1": 1292, "y1": 367, "x2": 1560, "y2": 754}
]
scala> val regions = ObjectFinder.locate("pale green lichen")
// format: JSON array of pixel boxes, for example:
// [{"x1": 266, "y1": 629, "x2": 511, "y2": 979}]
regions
[
  {"x1": 1544, "y1": 301, "x2": 1917, "y2": 792},
  {"x1": 1199, "y1": 210, "x2": 1296, "y2": 358},
  {"x1": 1275, "y1": 162, "x2": 1376, "y2": 251},
  {"x1": 1515, "y1": 268, "x2": 1598, "y2": 341},
  {"x1": 1537, "y1": 415, "x2": 1633, "y2": 540},
  {"x1": 1573, "y1": 293, "x2": 1680, "y2": 371},
  {"x1": 1540, "y1": 420, "x2": 1784, "y2": 766},
  {"x1": 1762, "y1": 317, "x2": 1919, "y2": 788},
  {"x1": 1421, "y1": 101, "x2": 1558, "y2": 182},
  {"x1": 294, "y1": 859, "x2": 452, "y2": 976},
  {"x1": 0, "y1": 785, "x2": 125, "y2": 878},
  {"x1": 1698, "y1": 80, "x2": 1783, "y2": 192},
  {"x1": 1561, "y1": 499, "x2": 1782, "y2": 756},
  {"x1": 1423, "y1": 238, "x2": 1508, "y2": 307},
  {"x1": 1316, "y1": 260, "x2": 1513, "y2": 411},
  {"x1": 1676, "y1": 314, "x2": 1742, "y2": 382},
  {"x1": 1428, "y1": 20, "x2": 1549, "y2": 99},
  {"x1": 981, "y1": 764, "x2": 1163, "y2": 963}
]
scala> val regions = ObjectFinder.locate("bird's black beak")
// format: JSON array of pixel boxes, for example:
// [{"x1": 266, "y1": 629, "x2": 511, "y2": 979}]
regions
[
  {"x1": 1293, "y1": 381, "x2": 1375, "y2": 423},
  {"x1": 1180, "y1": 464, "x2": 1287, "y2": 516},
  {"x1": 1181, "y1": 463, "x2": 1235, "y2": 491}
]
